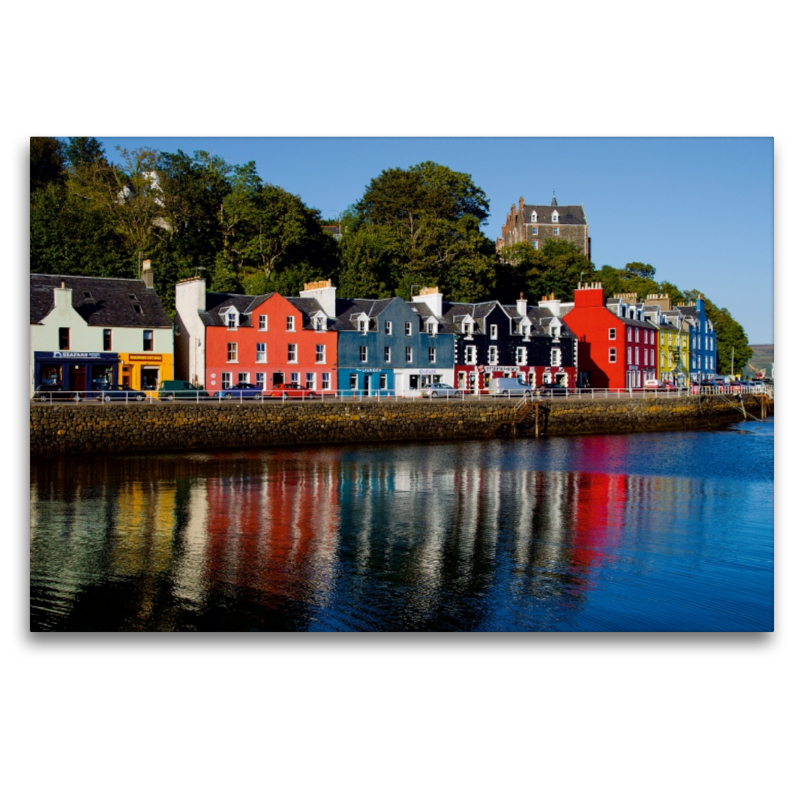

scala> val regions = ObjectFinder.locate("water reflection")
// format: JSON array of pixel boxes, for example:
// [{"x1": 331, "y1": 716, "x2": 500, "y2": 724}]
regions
[{"x1": 30, "y1": 422, "x2": 774, "y2": 631}]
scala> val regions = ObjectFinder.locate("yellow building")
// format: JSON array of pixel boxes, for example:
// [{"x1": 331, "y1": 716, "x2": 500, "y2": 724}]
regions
[{"x1": 118, "y1": 352, "x2": 174, "y2": 396}]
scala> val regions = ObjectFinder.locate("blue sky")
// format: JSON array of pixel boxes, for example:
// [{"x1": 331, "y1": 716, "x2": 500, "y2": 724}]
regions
[{"x1": 99, "y1": 136, "x2": 774, "y2": 344}]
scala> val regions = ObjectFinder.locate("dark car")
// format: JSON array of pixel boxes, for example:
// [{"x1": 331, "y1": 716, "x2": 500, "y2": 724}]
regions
[
  {"x1": 33, "y1": 383, "x2": 81, "y2": 402},
  {"x1": 94, "y1": 385, "x2": 147, "y2": 402},
  {"x1": 214, "y1": 382, "x2": 264, "y2": 400},
  {"x1": 271, "y1": 382, "x2": 317, "y2": 399},
  {"x1": 159, "y1": 380, "x2": 211, "y2": 401},
  {"x1": 534, "y1": 384, "x2": 570, "y2": 397}
]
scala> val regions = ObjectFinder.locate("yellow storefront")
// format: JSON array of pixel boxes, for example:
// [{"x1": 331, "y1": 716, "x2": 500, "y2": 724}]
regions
[{"x1": 119, "y1": 352, "x2": 174, "y2": 396}]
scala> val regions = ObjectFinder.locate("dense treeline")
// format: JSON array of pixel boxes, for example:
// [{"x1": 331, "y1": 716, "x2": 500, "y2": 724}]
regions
[{"x1": 29, "y1": 137, "x2": 752, "y2": 373}]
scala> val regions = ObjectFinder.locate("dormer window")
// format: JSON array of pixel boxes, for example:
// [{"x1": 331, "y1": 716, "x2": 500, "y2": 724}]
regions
[
  {"x1": 551, "y1": 210, "x2": 559, "y2": 223},
  {"x1": 521, "y1": 324, "x2": 530, "y2": 338},
  {"x1": 427, "y1": 320, "x2": 437, "y2": 335},
  {"x1": 530, "y1": 211, "x2": 537, "y2": 223},
  {"x1": 359, "y1": 318, "x2": 368, "y2": 334},
  {"x1": 226, "y1": 311, "x2": 237, "y2": 329},
  {"x1": 312, "y1": 312, "x2": 327, "y2": 331}
]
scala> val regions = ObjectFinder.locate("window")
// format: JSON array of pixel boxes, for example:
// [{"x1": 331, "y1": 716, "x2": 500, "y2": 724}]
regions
[
  {"x1": 259, "y1": 315, "x2": 267, "y2": 331},
  {"x1": 133, "y1": 304, "x2": 143, "y2": 315},
  {"x1": 238, "y1": 372, "x2": 249, "y2": 384},
  {"x1": 531, "y1": 226, "x2": 538, "y2": 235},
  {"x1": 428, "y1": 347, "x2": 436, "y2": 364},
  {"x1": 143, "y1": 330, "x2": 154, "y2": 352},
  {"x1": 306, "y1": 373, "x2": 316, "y2": 390},
  {"x1": 291, "y1": 372, "x2": 300, "y2": 384},
  {"x1": 427, "y1": 322, "x2": 436, "y2": 335},
  {"x1": 406, "y1": 347, "x2": 413, "y2": 363},
  {"x1": 360, "y1": 346, "x2": 368, "y2": 363},
  {"x1": 635, "y1": 327, "x2": 640, "y2": 343},
  {"x1": 384, "y1": 346, "x2": 391, "y2": 363},
  {"x1": 227, "y1": 342, "x2": 238, "y2": 362},
  {"x1": 286, "y1": 316, "x2": 295, "y2": 332},
  {"x1": 609, "y1": 348, "x2": 617, "y2": 363},
  {"x1": 58, "y1": 327, "x2": 70, "y2": 350},
  {"x1": 380, "y1": 374, "x2": 388, "y2": 390},
  {"x1": 321, "y1": 373, "x2": 331, "y2": 390},
  {"x1": 288, "y1": 344, "x2": 297, "y2": 362},
  {"x1": 256, "y1": 342, "x2": 266, "y2": 362},
  {"x1": 405, "y1": 322, "x2": 412, "y2": 336},
  {"x1": 516, "y1": 347, "x2": 526, "y2": 366},
  {"x1": 103, "y1": 329, "x2": 112, "y2": 351},
  {"x1": 488, "y1": 346, "x2": 498, "y2": 365},
  {"x1": 551, "y1": 348, "x2": 562, "y2": 366},
  {"x1": 227, "y1": 311, "x2": 237, "y2": 329},
  {"x1": 609, "y1": 328, "x2": 617, "y2": 340},
  {"x1": 465, "y1": 346, "x2": 477, "y2": 365},
  {"x1": 490, "y1": 324, "x2": 498, "y2": 340},
  {"x1": 552, "y1": 211, "x2": 559, "y2": 222},
  {"x1": 359, "y1": 319, "x2": 368, "y2": 334},
  {"x1": 256, "y1": 373, "x2": 266, "y2": 389},
  {"x1": 553, "y1": 227, "x2": 559, "y2": 235},
  {"x1": 628, "y1": 347, "x2": 632, "y2": 363},
  {"x1": 531, "y1": 241, "x2": 538, "y2": 250},
  {"x1": 221, "y1": 373, "x2": 232, "y2": 389},
  {"x1": 385, "y1": 321, "x2": 392, "y2": 335},
  {"x1": 627, "y1": 328, "x2": 632, "y2": 342},
  {"x1": 316, "y1": 344, "x2": 326, "y2": 363},
  {"x1": 521, "y1": 324, "x2": 530, "y2": 338}
]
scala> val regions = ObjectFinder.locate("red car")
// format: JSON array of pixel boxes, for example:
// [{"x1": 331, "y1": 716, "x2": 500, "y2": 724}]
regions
[{"x1": 271, "y1": 382, "x2": 317, "y2": 399}]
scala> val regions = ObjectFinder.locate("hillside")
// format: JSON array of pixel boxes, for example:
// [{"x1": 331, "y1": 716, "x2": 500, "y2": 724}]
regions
[{"x1": 745, "y1": 344, "x2": 774, "y2": 377}]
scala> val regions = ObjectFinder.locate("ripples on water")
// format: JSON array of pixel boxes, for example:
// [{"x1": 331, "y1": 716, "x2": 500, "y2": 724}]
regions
[{"x1": 30, "y1": 419, "x2": 774, "y2": 632}]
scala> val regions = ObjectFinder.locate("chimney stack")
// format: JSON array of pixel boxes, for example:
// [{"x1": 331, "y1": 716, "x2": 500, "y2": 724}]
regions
[
  {"x1": 141, "y1": 259, "x2": 154, "y2": 289},
  {"x1": 300, "y1": 279, "x2": 337, "y2": 319},
  {"x1": 412, "y1": 286, "x2": 443, "y2": 318},
  {"x1": 516, "y1": 293, "x2": 527, "y2": 317}
]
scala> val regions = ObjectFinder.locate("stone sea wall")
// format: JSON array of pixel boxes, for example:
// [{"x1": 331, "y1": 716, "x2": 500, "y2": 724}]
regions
[{"x1": 30, "y1": 394, "x2": 772, "y2": 456}]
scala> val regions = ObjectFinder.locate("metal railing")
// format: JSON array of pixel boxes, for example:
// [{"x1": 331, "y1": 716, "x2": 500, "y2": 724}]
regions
[{"x1": 30, "y1": 383, "x2": 774, "y2": 406}]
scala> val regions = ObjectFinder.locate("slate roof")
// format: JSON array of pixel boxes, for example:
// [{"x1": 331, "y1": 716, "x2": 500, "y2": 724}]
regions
[
  {"x1": 441, "y1": 301, "x2": 503, "y2": 334},
  {"x1": 30, "y1": 274, "x2": 172, "y2": 328},
  {"x1": 285, "y1": 297, "x2": 347, "y2": 331},
  {"x1": 501, "y1": 305, "x2": 578, "y2": 338},
  {"x1": 198, "y1": 292, "x2": 273, "y2": 328},
  {"x1": 524, "y1": 205, "x2": 587, "y2": 225},
  {"x1": 333, "y1": 297, "x2": 397, "y2": 331}
]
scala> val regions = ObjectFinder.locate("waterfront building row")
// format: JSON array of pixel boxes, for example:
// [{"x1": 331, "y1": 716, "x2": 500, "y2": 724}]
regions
[{"x1": 29, "y1": 267, "x2": 718, "y2": 396}]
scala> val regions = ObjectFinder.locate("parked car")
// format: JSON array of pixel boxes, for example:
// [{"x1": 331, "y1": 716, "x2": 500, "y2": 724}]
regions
[
  {"x1": 33, "y1": 383, "x2": 81, "y2": 402},
  {"x1": 534, "y1": 383, "x2": 570, "y2": 397},
  {"x1": 643, "y1": 380, "x2": 677, "y2": 391},
  {"x1": 271, "y1": 382, "x2": 317, "y2": 399},
  {"x1": 159, "y1": 380, "x2": 211, "y2": 401},
  {"x1": 490, "y1": 378, "x2": 534, "y2": 397},
  {"x1": 420, "y1": 383, "x2": 464, "y2": 398},
  {"x1": 93, "y1": 385, "x2": 147, "y2": 402},
  {"x1": 214, "y1": 382, "x2": 264, "y2": 400}
]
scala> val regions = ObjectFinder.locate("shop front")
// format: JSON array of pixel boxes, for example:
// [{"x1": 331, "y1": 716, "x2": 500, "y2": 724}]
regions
[
  {"x1": 394, "y1": 368, "x2": 455, "y2": 396},
  {"x1": 455, "y1": 365, "x2": 535, "y2": 394},
  {"x1": 119, "y1": 352, "x2": 174, "y2": 395},
  {"x1": 338, "y1": 368, "x2": 393, "y2": 397},
  {"x1": 33, "y1": 351, "x2": 119, "y2": 393}
]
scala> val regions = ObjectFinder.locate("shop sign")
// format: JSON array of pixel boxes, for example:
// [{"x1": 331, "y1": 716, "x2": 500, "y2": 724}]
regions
[
  {"x1": 418, "y1": 369, "x2": 439, "y2": 374},
  {"x1": 38, "y1": 351, "x2": 116, "y2": 360},
  {"x1": 355, "y1": 368, "x2": 382, "y2": 373},
  {"x1": 128, "y1": 353, "x2": 163, "y2": 362}
]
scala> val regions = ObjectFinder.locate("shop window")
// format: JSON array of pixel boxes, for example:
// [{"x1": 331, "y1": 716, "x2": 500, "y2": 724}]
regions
[
  {"x1": 143, "y1": 330, "x2": 154, "y2": 352},
  {"x1": 305, "y1": 373, "x2": 316, "y2": 390},
  {"x1": 141, "y1": 368, "x2": 159, "y2": 391},
  {"x1": 103, "y1": 329, "x2": 112, "y2": 351},
  {"x1": 291, "y1": 372, "x2": 300, "y2": 384},
  {"x1": 59, "y1": 328, "x2": 70, "y2": 350},
  {"x1": 256, "y1": 373, "x2": 266, "y2": 389},
  {"x1": 380, "y1": 374, "x2": 388, "y2": 390},
  {"x1": 236, "y1": 372, "x2": 248, "y2": 384}
]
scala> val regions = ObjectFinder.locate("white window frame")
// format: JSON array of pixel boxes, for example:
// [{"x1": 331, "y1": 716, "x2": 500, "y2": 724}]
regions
[
  {"x1": 516, "y1": 347, "x2": 527, "y2": 366},
  {"x1": 465, "y1": 346, "x2": 477, "y2": 365},
  {"x1": 221, "y1": 372, "x2": 232, "y2": 389},
  {"x1": 305, "y1": 373, "x2": 316, "y2": 390},
  {"x1": 553, "y1": 226, "x2": 559, "y2": 235},
  {"x1": 258, "y1": 315, "x2": 267, "y2": 331},
  {"x1": 321, "y1": 373, "x2": 331, "y2": 390},
  {"x1": 360, "y1": 345, "x2": 368, "y2": 363},
  {"x1": 531, "y1": 241, "x2": 538, "y2": 250},
  {"x1": 609, "y1": 328, "x2": 617, "y2": 340},
  {"x1": 405, "y1": 346, "x2": 413, "y2": 363},
  {"x1": 405, "y1": 322, "x2": 412, "y2": 336},
  {"x1": 490, "y1": 324, "x2": 498, "y2": 340},
  {"x1": 316, "y1": 344, "x2": 326, "y2": 363},
  {"x1": 227, "y1": 311, "x2": 237, "y2": 330},
  {"x1": 551, "y1": 348, "x2": 562, "y2": 366},
  {"x1": 609, "y1": 348, "x2": 617, "y2": 364},
  {"x1": 256, "y1": 342, "x2": 267, "y2": 363},
  {"x1": 428, "y1": 347, "x2": 436, "y2": 364},
  {"x1": 286, "y1": 316, "x2": 295, "y2": 332},
  {"x1": 488, "y1": 346, "x2": 498, "y2": 365},
  {"x1": 287, "y1": 343, "x2": 298, "y2": 363},
  {"x1": 227, "y1": 342, "x2": 238, "y2": 363},
  {"x1": 237, "y1": 372, "x2": 249, "y2": 384},
  {"x1": 255, "y1": 373, "x2": 266, "y2": 389},
  {"x1": 385, "y1": 321, "x2": 392, "y2": 335},
  {"x1": 384, "y1": 346, "x2": 391, "y2": 363}
]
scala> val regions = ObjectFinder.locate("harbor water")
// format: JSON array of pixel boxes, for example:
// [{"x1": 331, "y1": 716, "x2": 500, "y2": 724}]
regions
[{"x1": 30, "y1": 418, "x2": 774, "y2": 631}]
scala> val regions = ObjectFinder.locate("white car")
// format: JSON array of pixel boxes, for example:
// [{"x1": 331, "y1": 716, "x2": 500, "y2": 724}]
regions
[{"x1": 420, "y1": 383, "x2": 464, "y2": 398}]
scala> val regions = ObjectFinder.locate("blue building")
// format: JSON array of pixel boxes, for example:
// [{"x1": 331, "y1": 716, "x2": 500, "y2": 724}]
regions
[
  {"x1": 298, "y1": 283, "x2": 456, "y2": 396},
  {"x1": 677, "y1": 296, "x2": 717, "y2": 381}
]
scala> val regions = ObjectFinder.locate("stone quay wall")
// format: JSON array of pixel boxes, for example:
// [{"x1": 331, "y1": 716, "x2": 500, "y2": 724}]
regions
[{"x1": 30, "y1": 394, "x2": 772, "y2": 456}]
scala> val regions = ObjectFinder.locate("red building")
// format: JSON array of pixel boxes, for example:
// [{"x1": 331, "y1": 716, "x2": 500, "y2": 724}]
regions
[{"x1": 563, "y1": 283, "x2": 658, "y2": 389}]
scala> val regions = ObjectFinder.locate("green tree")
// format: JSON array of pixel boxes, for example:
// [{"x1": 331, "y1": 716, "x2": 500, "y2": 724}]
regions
[
  {"x1": 683, "y1": 291, "x2": 753, "y2": 375},
  {"x1": 63, "y1": 137, "x2": 106, "y2": 168},
  {"x1": 30, "y1": 137, "x2": 65, "y2": 192}
]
